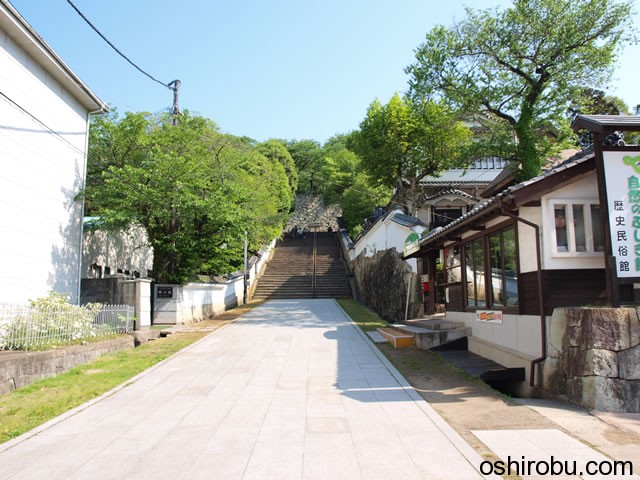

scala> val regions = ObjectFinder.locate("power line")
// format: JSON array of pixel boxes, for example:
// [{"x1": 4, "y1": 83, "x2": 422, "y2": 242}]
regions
[
  {"x1": 65, "y1": 0, "x2": 179, "y2": 99},
  {"x1": 0, "y1": 89, "x2": 86, "y2": 156}
]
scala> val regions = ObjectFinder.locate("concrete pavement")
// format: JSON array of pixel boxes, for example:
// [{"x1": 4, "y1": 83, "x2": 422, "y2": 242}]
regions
[{"x1": 0, "y1": 299, "x2": 489, "y2": 480}]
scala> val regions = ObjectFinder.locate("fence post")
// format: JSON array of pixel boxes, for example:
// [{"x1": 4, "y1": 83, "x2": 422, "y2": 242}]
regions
[{"x1": 25, "y1": 307, "x2": 31, "y2": 352}]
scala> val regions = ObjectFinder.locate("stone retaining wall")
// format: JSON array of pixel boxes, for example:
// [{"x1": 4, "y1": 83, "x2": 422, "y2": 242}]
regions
[
  {"x1": 542, "y1": 307, "x2": 640, "y2": 412},
  {"x1": 285, "y1": 194, "x2": 341, "y2": 233},
  {"x1": 0, "y1": 336, "x2": 134, "y2": 395},
  {"x1": 352, "y1": 249, "x2": 423, "y2": 323}
]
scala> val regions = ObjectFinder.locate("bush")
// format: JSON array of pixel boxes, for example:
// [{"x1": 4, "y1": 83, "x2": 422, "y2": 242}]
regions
[{"x1": 0, "y1": 292, "x2": 103, "y2": 351}]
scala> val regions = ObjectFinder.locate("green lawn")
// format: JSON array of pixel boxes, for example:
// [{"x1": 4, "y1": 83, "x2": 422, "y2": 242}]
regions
[
  {"x1": 336, "y1": 298, "x2": 387, "y2": 331},
  {"x1": 0, "y1": 332, "x2": 207, "y2": 444}
]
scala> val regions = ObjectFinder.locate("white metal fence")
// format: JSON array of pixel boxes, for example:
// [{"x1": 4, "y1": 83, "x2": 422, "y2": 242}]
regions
[{"x1": 0, "y1": 304, "x2": 134, "y2": 351}]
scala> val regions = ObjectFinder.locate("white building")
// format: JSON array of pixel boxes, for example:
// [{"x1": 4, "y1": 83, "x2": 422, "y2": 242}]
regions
[
  {"x1": 0, "y1": 2, "x2": 107, "y2": 304},
  {"x1": 350, "y1": 208, "x2": 427, "y2": 272}
]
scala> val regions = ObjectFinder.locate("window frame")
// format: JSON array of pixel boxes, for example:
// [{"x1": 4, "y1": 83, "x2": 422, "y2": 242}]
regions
[
  {"x1": 547, "y1": 199, "x2": 603, "y2": 257},
  {"x1": 460, "y1": 221, "x2": 519, "y2": 313}
]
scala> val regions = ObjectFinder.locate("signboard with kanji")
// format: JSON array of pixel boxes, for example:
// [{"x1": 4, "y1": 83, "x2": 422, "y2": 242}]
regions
[{"x1": 603, "y1": 151, "x2": 640, "y2": 278}]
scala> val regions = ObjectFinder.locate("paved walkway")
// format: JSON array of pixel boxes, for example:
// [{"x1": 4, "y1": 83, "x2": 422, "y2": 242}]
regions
[{"x1": 0, "y1": 299, "x2": 488, "y2": 480}]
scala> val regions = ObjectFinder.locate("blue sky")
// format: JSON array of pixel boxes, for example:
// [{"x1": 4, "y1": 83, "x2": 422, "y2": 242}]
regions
[{"x1": 8, "y1": 0, "x2": 640, "y2": 144}]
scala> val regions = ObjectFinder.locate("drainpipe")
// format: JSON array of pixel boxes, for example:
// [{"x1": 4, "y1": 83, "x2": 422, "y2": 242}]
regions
[{"x1": 497, "y1": 198, "x2": 546, "y2": 387}]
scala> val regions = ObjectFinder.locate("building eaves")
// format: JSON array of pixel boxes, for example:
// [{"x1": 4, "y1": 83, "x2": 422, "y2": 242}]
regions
[
  {"x1": 423, "y1": 188, "x2": 476, "y2": 202},
  {"x1": 390, "y1": 213, "x2": 426, "y2": 228},
  {"x1": 572, "y1": 115, "x2": 640, "y2": 134},
  {"x1": 0, "y1": 0, "x2": 107, "y2": 113}
]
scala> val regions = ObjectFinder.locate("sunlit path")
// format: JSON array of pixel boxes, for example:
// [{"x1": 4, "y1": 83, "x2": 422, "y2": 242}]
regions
[{"x1": 0, "y1": 300, "x2": 486, "y2": 480}]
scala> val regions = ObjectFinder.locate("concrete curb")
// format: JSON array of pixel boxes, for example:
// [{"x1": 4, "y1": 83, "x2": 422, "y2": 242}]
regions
[
  {"x1": 0, "y1": 318, "x2": 238, "y2": 454},
  {"x1": 332, "y1": 299, "x2": 500, "y2": 480}
]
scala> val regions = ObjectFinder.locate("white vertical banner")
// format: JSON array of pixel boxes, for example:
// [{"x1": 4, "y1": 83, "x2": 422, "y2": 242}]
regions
[{"x1": 603, "y1": 151, "x2": 640, "y2": 278}]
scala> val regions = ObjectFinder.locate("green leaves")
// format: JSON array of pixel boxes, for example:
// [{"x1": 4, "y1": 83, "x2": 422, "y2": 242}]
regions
[
  {"x1": 86, "y1": 112, "x2": 291, "y2": 283},
  {"x1": 351, "y1": 94, "x2": 472, "y2": 214},
  {"x1": 407, "y1": 0, "x2": 636, "y2": 179}
]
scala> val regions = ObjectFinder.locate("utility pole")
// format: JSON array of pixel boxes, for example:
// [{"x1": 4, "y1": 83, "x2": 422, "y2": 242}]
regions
[{"x1": 168, "y1": 79, "x2": 181, "y2": 125}]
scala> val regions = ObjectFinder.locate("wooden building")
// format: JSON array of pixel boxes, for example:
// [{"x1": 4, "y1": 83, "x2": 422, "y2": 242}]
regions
[{"x1": 405, "y1": 116, "x2": 640, "y2": 388}]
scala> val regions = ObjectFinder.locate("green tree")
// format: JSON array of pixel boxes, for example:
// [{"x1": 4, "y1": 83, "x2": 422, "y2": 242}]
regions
[
  {"x1": 568, "y1": 88, "x2": 633, "y2": 146},
  {"x1": 285, "y1": 139, "x2": 324, "y2": 193},
  {"x1": 86, "y1": 112, "x2": 289, "y2": 283},
  {"x1": 341, "y1": 173, "x2": 392, "y2": 238},
  {"x1": 406, "y1": 0, "x2": 635, "y2": 180},
  {"x1": 311, "y1": 135, "x2": 392, "y2": 236},
  {"x1": 351, "y1": 94, "x2": 472, "y2": 215},
  {"x1": 256, "y1": 139, "x2": 298, "y2": 199},
  {"x1": 318, "y1": 135, "x2": 360, "y2": 204}
]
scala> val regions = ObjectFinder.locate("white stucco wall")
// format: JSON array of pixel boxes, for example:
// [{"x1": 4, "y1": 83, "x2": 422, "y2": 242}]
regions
[
  {"x1": 82, "y1": 225, "x2": 154, "y2": 279},
  {"x1": 0, "y1": 21, "x2": 93, "y2": 304},
  {"x1": 351, "y1": 209, "x2": 425, "y2": 272},
  {"x1": 446, "y1": 310, "x2": 544, "y2": 359},
  {"x1": 538, "y1": 173, "x2": 604, "y2": 271}
]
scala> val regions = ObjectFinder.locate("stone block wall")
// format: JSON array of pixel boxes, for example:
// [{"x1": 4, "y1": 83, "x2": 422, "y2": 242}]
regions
[
  {"x1": 285, "y1": 194, "x2": 342, "y2": 233},
  {"x1": 0, "y1": 336, "x2": 134, "y2": 395},
  {"x1": 352, "y1": 249, "x2": 423, "y2": 323},
  {"x1": 542, "y1": 307, "x2": 640, "y2": 412}
]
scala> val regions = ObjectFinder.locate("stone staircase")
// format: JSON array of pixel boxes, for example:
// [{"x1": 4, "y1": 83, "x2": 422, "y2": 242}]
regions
[{"x1": 252, "y1": 232, "x2": 351, "y2": 300}]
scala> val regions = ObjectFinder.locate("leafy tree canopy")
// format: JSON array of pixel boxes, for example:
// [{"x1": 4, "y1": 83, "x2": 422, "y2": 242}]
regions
[
  {"x1": 86, "y1": 111, "x2": 290, "y2": 283},
  {"x1": 350, "y1": 93, "x2": 472, "y2": 215},
  {"x1": 568, "y1": 88, "x2": 634, "y2": 146},
  {"x1": 406, "y1": 0, "x2": 636, "y2": 179},
  {"x1": 285, "y1": 139, "x2": 324, "y2": 193},
  {"x1": 256, "y1": 139, "x2": 298, "y2": 199}
]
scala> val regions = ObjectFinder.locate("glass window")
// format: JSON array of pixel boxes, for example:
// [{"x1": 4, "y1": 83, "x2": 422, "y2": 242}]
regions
[
  {"x1": 465, "y1": 239, "x2": 486, "y2": 307},
  {"x1": 503, "y1": 228, "x2": 518, "y2": 306},
  {"x1": 573, "y1": 205, "x2": 586, "y2": 252},
  {"x1": 488, "y1": 227, "x2": 518, "y2": 307},
  {"x1": 591, "y1": 205, "x2": 604, "y2": 252},
  {"x1": 551, "y1": 200, "x2": 603, "y2": 254},
  {"x1": 554, "y1": 205, "x2": 568, "y2": 252},
  {"x1": 489, "y1": 233, "x2": 503, "y2": 306},
  {"x1": 465, "y1": 227, "x2": 518, "y2": 309}
]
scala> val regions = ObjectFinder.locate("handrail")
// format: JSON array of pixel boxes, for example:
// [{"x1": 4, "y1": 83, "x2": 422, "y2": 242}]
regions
[{"x1": 312, "y1": 230, "x2": 317, "y2": 297}]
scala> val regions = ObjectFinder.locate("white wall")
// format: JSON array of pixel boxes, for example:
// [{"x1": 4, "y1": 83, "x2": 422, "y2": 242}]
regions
[
  {"x1": 153, "y1": 279, "x2": 244, "y2": 325},
  {"x1": 538, "y1": 173, "x2": 604, "y2": 271},
  {"x1": 446, "y1": 310, "x2": 544, "y2": 358},
  {"x1": 82, "y1": 225, "x2": 154, "y2": 278},
  {"x1": 351, "y1": 210, "x2": 424, "y2": 272},
  {"x1": 0, "y1": 28, "x2": 91, "y2": 304}
]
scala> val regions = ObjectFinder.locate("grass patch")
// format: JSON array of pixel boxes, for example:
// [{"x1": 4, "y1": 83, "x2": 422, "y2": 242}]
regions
[
  {"x1": 336, "y1": 298, "x2": 387, "y2": 332},
  {"x1": 0, "y1": 331, "x2": 207, "y2": 444}
]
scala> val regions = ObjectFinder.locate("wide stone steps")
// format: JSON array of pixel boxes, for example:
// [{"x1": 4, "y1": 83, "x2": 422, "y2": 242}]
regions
[{"x1": 252, "y1": 232, "x2": 351, "y2": 300}]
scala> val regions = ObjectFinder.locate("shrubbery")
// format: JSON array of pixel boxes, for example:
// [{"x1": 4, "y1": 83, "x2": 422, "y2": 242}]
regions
[{"x1": 0, "y1": 292, "x2": 103, "y2": 351}]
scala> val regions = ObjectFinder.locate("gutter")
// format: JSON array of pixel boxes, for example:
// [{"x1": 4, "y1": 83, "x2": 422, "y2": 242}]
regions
[{"x1": 496, "y1": 198, "x2": 546, "y2": 387}]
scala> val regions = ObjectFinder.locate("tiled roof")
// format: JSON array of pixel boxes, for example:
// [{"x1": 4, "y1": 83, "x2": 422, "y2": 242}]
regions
[
  {"x1": 420, "y1": 168, "x2": 504, "y2": 186},
  {"x1": 390, "y1": 213, "x2": 426, "y2": 228},
  {"x1": 572, "y1": 115, "x2": 640, "y2": 133},
  {"x1": 423, "y1": 189, "x2": 476, "y2": 202}
]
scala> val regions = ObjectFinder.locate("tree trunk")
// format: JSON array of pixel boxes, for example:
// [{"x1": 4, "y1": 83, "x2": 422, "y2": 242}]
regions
[{"x1": 514, "y1": 108, "x2": 541, "y2": 180}]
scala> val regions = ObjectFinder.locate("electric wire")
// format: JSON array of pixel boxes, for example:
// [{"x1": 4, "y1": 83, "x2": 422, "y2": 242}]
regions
[
  {"x1": 65, "y1": 0, "x2": 173, "y2": 91},
  {"x1": 0, "y1": 90, "x2": 86, "y2": 156}
]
